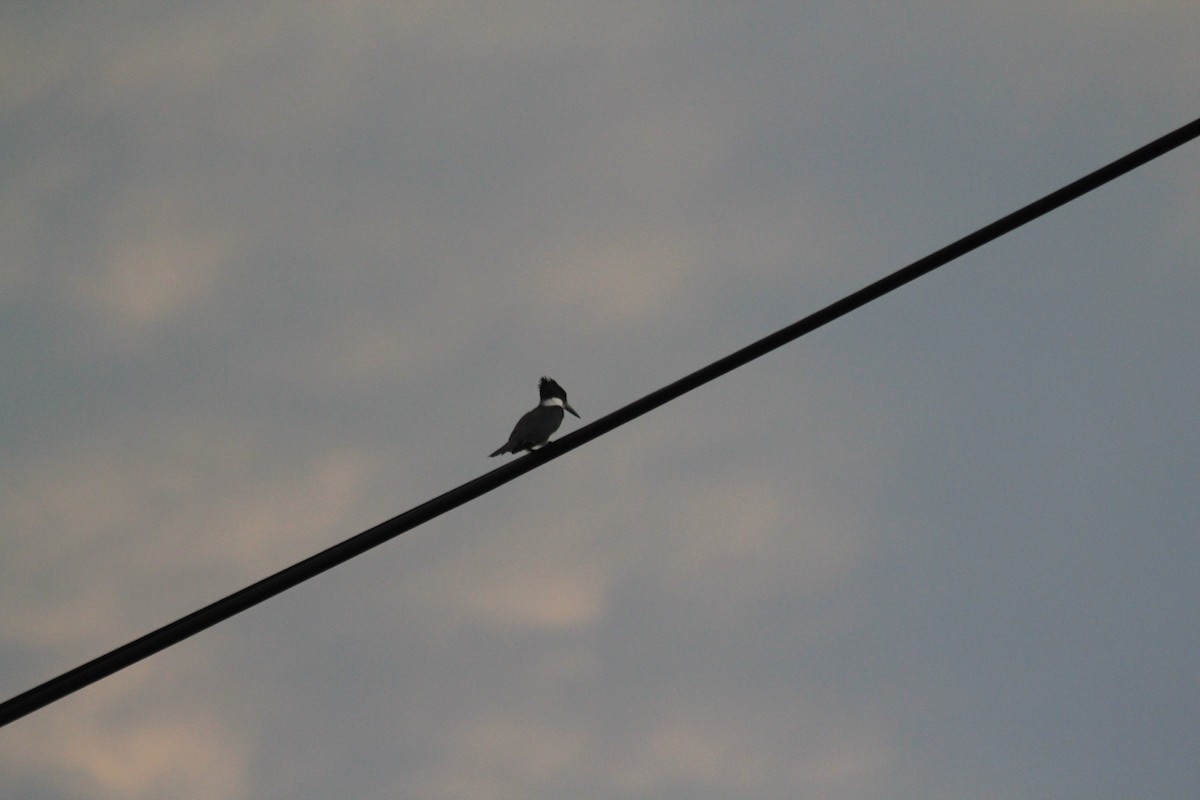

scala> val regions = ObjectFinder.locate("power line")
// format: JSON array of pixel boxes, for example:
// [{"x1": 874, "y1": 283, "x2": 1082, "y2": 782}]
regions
[{"x1": 3, "y1": 116, "x2": 1198, "y2": 728}]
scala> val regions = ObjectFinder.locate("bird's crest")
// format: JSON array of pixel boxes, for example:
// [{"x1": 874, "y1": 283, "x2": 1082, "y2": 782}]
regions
[{"x1": 539, "y1": 376, "x2": 566, "y2": 400}]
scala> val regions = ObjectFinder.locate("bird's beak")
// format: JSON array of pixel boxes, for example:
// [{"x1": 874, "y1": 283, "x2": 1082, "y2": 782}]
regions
[{"x1": 565, "y1": 403, "x2": 580, "y2": 418}]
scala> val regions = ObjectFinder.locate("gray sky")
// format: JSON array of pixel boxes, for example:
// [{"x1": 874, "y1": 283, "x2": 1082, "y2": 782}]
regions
[{"x1": 2, "y1": 3, "x2": 1198, "y2": 799}]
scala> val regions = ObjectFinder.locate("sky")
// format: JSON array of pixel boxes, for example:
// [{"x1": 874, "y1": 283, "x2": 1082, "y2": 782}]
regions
[{"x1": 1, "y1": 3, "x2": 1198, "y2": 799}]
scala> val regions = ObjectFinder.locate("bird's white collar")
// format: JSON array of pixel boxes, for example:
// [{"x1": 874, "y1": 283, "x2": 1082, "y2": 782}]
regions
[{"x1": 540, "y1": 396, "x2": 565, "y2": 408}]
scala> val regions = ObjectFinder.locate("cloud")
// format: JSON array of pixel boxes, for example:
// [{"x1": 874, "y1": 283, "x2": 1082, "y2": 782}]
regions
[
  {"x1": 2, "y1": 4, "x2": 1197, "y2": 800},
  {"x1": 443, "y1": 560, "x2": 608, "y2": 630},
  {"x1": 4, "y1": 663, "x2": 254, "y2": 800},
  {"x1": 614, "y1": 706, "x2": 894, "y2": 797},
  {"x1": 654, "y1": 472, "x2": 868, "y2": 601},
  {"x1": 411, "y1": 699, "x2": 895, "y2": 800},
  {"x1": 524, "y1": 228, "x2": 700, "y2": 331},
  {"x1": 70, "y1": 183, "x2": 237, "y2": 335},
  {"x1": 1, "y1": 418, "x2": 373, "y2": 656},
  {"x1": 406, "y1": 518, "x2": 610, "y2": 631}
]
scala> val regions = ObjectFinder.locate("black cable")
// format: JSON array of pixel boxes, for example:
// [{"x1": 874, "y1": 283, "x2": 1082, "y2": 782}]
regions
[{"x1": 3, "y1": 116, "x2": 1198, "y2": 728}]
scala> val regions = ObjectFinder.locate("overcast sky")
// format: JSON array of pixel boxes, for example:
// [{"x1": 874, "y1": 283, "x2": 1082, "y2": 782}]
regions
[{"x1": 2, "y1": 4, "x2": 1198, "y2": 799}]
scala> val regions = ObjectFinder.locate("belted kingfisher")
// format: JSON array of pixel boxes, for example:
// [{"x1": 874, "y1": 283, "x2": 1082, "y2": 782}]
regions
[{"x1": 489, "y1": 377, "x2": 580, "y2": 457}]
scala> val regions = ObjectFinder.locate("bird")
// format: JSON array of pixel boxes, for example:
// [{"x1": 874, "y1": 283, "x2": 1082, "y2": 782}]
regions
[{"x1": 489, "y1": 377, "x2": 580, "y2": 457}]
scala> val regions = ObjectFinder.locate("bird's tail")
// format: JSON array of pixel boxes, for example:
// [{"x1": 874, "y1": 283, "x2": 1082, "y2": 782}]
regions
[{"x1": 489, "y1": 444, "x2": 508, "y2": 457}]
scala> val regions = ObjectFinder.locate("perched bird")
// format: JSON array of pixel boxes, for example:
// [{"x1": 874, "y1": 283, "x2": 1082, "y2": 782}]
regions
[{"x1": 489, "y1": 377, "x2": 580, "y2": 457}]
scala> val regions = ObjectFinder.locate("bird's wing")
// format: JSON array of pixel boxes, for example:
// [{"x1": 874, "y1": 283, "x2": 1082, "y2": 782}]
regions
[{"x1": 506, "y1": 407, "x2": 542, "y2": 449}]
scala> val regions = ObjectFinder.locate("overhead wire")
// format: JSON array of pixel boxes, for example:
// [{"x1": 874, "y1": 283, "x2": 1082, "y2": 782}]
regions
[{"x1": 2, "y1": 115, "x2": 1198, "y2": 728}]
